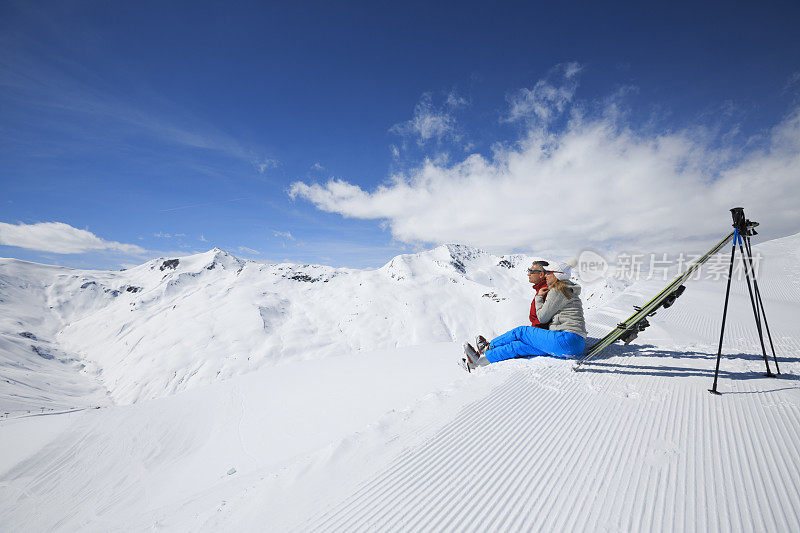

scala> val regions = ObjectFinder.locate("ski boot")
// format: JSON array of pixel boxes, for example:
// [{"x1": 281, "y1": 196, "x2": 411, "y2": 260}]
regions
[
  {"x1": 461, "y1": 342, "x2": 484, "y2": 373},
  {"x1": 475, "y1": 335, "x2": 490, "y2": 354}
]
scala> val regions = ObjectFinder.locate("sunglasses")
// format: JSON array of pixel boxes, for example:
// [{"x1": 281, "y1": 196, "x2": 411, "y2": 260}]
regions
[{"x1": 527, "y1": 269, "x2": 545, "y2": 274}]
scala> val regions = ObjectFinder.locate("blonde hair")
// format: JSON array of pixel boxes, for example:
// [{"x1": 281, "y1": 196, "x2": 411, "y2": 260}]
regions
[{"x1": 549, "y1": 279, "x2": 573, "y2": 298}]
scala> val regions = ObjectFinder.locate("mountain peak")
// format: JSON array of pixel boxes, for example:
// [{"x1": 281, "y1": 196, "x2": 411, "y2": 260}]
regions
[{"x1": 442, "y1": 243, "x2": 485, "y2": 260}]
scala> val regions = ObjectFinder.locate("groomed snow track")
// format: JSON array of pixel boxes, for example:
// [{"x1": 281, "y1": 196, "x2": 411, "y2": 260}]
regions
[{"x1": 302, "y1": 358, "x2": 800, "y2": 532}]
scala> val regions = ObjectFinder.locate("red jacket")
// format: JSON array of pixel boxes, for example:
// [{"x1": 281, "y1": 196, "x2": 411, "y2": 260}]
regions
[{"x1": 529, "y1": 279, "x2": 549, "y2": 328}]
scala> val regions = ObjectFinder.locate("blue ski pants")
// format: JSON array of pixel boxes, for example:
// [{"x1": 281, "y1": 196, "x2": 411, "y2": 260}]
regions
[{"x1": 484, "y1": 326, "x2": 586, "y2": 363}]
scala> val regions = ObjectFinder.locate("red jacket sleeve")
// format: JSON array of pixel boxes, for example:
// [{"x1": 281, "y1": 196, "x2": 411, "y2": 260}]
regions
[
  {"x1": 530, "y1": 280, "x2": 548, "y2": 328},
  {"x1": 530, "y1": 298, "x2": 541, "y2": 327}
]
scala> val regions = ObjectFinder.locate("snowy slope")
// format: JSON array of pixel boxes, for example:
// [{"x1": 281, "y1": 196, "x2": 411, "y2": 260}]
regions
[
  {"x1": 1, "y1": 235, "x2": 799, "y2": 531},
  {"x1": 0, "y1": 259, "x2": 110, "y2": 414}
]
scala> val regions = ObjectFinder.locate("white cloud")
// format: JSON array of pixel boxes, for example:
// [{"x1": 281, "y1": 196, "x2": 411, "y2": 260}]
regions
[
  {"x1": 391, "y1": 93, "x2": 459, "y2": 145},
  {"x1": 199, "y1": 235, "x2": 208, "y2": 242},
  {"x1": 311, "y1": 162, "x2": 325, "y2": 171},
  {"x1": 238, "y1": 246, "x2": 260, "y2": 255},
  {"x1": 154, "y1": 232, "x2": 186, "y2": 238},
  {"x1": 257, "y1": 158, "x2": 280, "y2": 174},
  {"x1": 504, "y1": 62, "x2": 582, "y2": 123},
  {"x1": 445, "y1": 90, "x2": 469, "y2": 109},
  {"x1": 273, "y1": 230, "x2": 294, "y2": 240},
  {"x1": 290, "y1": 99, "x2": 800, "y2": 257},
  {"x1": 0, "y1": 222, "x2": 147, "y2": 255},
  {"x1": 785, "y1": 71, "x2": 800, "y2": 94}
]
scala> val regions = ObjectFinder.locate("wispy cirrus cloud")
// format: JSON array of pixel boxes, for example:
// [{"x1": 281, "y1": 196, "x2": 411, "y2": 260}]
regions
[
  {"x1": 503, "y1": 62, "x2": 582, "y2": 123},
  {"x1": 784, "y1": 71, "x2": 800, "y2": 97},
  {"x1": 159, "y1": 197, "x2": 250, "y2": 212},
  {"x1": 390, "y1": 91, "x2": 468, "y2": 146},
  {"x1": 0, "y1": 221, "x2": 147, "y2": 255},
  {"x1": 272, "y1": 230, "x2": 294, "y2": 240},
  {"x1": 0, "y1": 37, "x2": 267, "y2": 170},
  {"x1": 445, "y1": 90, "x2": 469, "y2": 109},
  {"x1": 256, "y1": 158, "x2": 281, "y2": 174}
]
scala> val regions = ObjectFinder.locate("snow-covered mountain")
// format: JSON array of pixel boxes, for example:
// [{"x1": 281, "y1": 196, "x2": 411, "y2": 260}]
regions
[{"x1": 2, "y1": 244, "x2": 617, "y2": 407}]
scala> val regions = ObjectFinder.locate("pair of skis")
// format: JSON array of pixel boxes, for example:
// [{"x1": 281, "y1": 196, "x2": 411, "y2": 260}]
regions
[{"x1": 573, "y1": 229, "x2": 737, "y2": 369}]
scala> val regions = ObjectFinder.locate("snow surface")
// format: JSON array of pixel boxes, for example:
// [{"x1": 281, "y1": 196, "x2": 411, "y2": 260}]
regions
[{"x1": 1, "y1": 237, "x2": 799, "y2": 531}]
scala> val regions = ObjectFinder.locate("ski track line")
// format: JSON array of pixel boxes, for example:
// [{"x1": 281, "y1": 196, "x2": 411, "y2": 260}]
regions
[
  {"x1": 713, "y1": 383, "x2": 735, "y2": 532},
  {"x1": 555, "y1": 375, "x2": 646, "y2": 532},
  {"x1": 415, "y1": 376, "x2": 564, "y2": 531},
  {"x1": 725, "y1": 387, "x2": 756, "y2": 533},
  {"x1": 368, "y1": 365, "x2": 572, "y2": 531},
  {"x1": 648, "y1": 301, "x2": 795, "y2": 360},
  {"x1": 752, "y1": 386, "x2": 800, "y2": 529},
  {"x1": 297, "y1": 370, "x2": 536, "y2": 530},
  {"x1": 599, "y1": 375, "x2": 661, "y2": 533},
  {"x1": 500, "y1": 373, "x2": 606, "y2": 530},
  {"x1": 411, "y1": 366, "x2": 601, "y2": 532},
  {"x1": 522, "y1": 378, "x2": 606, "y2": 529},
  {"x1": 659, "y1": 307, "x2": 719, "y2": 342},
  {"x1": 666, "y1": 383, "x2": 687, "y2": 532},
  {"x1": 424, "y1": 373, "x2": 588, "y2": 529},
  {"x1": 419, "y1": 373, "x2": 565, "y2": 531},
  {"x1": 314, "y1": 364, "x2": 588, "y2": 528},
  {"x1": 462, "y1": 373, "x2": 593, "y2": 531},
  {"x1": 755, "y1": 275, "x2": 800, "y2": 304},
  {"x1": 737, "y1": 382, "x2": 784, "y2": 532},
  {"x1": 350, "y1": 369, "x2": 546, "y2": 530},
  {"x1": 619, "y1": 378, "x2": 664, "y2": 532},
  {"x1": 303, "y1": 371, "x2": 536, "y2": 530},
  {"x1": 298, "y1": 361, "x2": 800, "y2": 532}
]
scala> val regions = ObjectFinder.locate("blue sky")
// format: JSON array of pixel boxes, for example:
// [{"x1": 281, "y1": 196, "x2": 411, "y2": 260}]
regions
[{"x1": 1, "y1": 0, "x2": 799, "y2": 269}]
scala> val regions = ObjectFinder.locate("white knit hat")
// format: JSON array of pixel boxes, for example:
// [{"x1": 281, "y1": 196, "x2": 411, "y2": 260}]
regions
[{"x1": 547, "y1": 261, "x2": 572, "y2": 281}]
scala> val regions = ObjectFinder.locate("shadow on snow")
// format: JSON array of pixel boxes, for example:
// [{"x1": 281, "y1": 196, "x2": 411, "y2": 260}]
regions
[{"x1": 568, "y1": 337, "x2": 799, "y2": 388}]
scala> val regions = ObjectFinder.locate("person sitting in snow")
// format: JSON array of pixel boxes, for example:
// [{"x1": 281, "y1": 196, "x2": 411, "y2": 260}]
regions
[
  {"x1": 464, "y1": 261, "x2": 587, "y2": 369},
  {"x1": 527, "y1": 260, "x2": 551, "y2": 328}
]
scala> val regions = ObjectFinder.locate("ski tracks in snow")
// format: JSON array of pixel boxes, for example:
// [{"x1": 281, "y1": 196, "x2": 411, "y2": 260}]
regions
[{"x1": 299, "y1": 358, "x2": 800, "y2": 532}]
